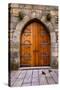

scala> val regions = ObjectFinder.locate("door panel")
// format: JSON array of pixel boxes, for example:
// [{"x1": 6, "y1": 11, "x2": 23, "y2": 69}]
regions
[{"x1": 20, "y1": 22, "x2": 50, "y2": 67}]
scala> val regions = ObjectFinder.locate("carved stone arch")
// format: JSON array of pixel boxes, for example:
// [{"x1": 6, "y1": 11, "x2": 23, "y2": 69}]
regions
[{"x1": 14, "y1": 17, "x2": 56, "y2": 67}]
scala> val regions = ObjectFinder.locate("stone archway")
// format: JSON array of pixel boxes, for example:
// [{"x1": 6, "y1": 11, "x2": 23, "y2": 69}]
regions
[
  {"x1": 20, "y1": 18, "x2": 51, "y2": 67},
  {"x1": 13, "y1": 17, "x2": 56, "y2": 68}
]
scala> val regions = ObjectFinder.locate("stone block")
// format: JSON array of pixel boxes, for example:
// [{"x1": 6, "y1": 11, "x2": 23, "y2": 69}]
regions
[
  {"x1": 51, "y1": 56, "x2": 58, "y2": 68},
  {"x1": 24, "y1": 5, "x2": 32, "y2": 9},
  {"x1": 11, "y1": 16, "x2": 19, "y2": 23},
  {"x1": 51, "y1": 42, "x2": 58, "y2": 47},
  {"x1": 12, "y1": 8, "x2": 20, "y2": 16},
  {"x1": 19, "y1": 4, "x2": 24, "y2": 9},
  {"x1": 51, "y1": 51, "x2": 58, "y2": 57},
  {"x1": 50, "y1": 10, "x2": 58, "y2": 16},
  {"x1": 55, "y1": 29, "x2": 58, "y2": 32},
  {"x1": 22, "y1": 83, "x2": 31, "y2": 86},
  {"x1": 50, "y1": 32, "x2": 56, "y2": 42},
  {"x1": 11, "y1": 4, "x2": 19, "y2": 8},
  {"x1": 10, "y1": 22, "x2": 16, "y2": 29},
  {"x1": 10, "y1": 51, "x2": 18, "y2": 60}
]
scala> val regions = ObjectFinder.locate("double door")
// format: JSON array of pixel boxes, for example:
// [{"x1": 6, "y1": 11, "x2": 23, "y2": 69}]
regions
[{"x1": 20, "y1": 22, "x2": 50, "y2": 67}]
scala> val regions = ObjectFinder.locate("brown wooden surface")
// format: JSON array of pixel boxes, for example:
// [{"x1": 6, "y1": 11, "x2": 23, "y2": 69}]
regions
[{"x1": 20, "y1": 22, "x2": 50, "y2": 67}]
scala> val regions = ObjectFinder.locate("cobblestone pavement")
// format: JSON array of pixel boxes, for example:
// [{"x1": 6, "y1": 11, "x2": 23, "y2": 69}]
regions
[{"x1": 10, "y1": 68, "x2": 58, "y2": 87}]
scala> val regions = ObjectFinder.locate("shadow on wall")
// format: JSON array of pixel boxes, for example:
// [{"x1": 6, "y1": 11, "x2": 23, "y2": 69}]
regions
[{"x1": 51, "y1": 57, "x2": 58, "y2": 69}]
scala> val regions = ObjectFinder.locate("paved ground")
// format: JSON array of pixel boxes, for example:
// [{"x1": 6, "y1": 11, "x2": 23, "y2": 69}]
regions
[{"x1": 10, "y1": 68, "x2": 58, "y2": 87}]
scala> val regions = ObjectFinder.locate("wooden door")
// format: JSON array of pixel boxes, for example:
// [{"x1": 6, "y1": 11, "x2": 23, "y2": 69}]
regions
[{"x1": 20, "y1": 22, "x2": 50, "y2": 67}]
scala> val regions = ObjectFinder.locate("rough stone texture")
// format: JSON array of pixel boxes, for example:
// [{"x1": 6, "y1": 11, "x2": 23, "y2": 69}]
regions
[
  {"x1": 51, "y1": 32, "x2": 56, "y2": 42},
  {"x1": 11, "y1": 69, "x2": 58, "y2": 86},
  {"x1": 9, "y1": 4, "x2": 58, "y2": 68}
]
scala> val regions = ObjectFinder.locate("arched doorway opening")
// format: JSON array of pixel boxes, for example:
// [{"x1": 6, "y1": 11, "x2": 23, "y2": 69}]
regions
[{"x1": 20, "y1": 18, "x2": 51, "y2": 67}]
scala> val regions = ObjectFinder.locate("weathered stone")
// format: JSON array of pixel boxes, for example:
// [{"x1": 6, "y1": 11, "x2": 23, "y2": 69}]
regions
[
  {"x1": 11, "y1": 16, "x2": 19, "y2": 23},
  {"x1": 11, "y1": 52, "x2": 18, "y2": 59},
  {"x1": 10, "y1": 3, "x2": 20, "y2": 8},
  {"x1": 51, "y1": 56, "x2": 58, "y2": 67},
  {"x1": 10, "y1": 22, "x2": 17, "y2": 29},
  {"x1": 50, "y1": 32, "x2": 56, "y2": 42},
  {"x1": 12, "y1": 8, "x2": 20, "y2": 16},
  {"x1": 11, "y1": 69, "x2": 58, "y2": 86},
  {"x1": 50, "y1": 10, "x2": 58, "y2": 16},
  {"x1": 55, "y1": 29, "x2": 58, "y2": 32},
  {"x1": 51, "y1": 43, "x2": 58, "y2": 47},
  {"x1": 24, "y1": 5, "x2": 32, "y2": 9},
  {"x1": 9, "y1": 4, "x2": 58, "y2": 69},
  {"x1": 19, "y1": 4, "x2": 25, "y2": 9}
]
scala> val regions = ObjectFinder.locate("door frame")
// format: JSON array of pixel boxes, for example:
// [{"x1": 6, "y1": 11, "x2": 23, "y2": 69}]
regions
[{"x1": 20, "y1": 18, "x2": 51, "y2": 67}]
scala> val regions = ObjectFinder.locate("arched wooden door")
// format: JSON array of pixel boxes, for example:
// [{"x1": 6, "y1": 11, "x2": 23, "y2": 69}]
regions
[{"x1": 20, "y1": 21, "x2": 50, "y2": 67}]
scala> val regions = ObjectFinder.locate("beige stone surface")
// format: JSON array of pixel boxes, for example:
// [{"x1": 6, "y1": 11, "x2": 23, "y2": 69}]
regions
[{"x1": 10, "y1": 68, "x2": 58, "y2": 87}]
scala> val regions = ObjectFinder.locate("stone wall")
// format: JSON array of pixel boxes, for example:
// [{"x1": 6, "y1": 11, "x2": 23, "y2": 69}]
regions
[{"x1": 9, "y1": 3, "x2": 58, "y2": 69}]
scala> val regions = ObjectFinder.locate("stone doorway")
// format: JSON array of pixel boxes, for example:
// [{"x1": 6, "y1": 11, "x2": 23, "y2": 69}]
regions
[{"x1": 20, "y1": 19, "x2": 51, "y2": 67}]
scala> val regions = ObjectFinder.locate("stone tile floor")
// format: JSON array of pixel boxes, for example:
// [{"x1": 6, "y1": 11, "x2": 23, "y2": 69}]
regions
[{"x1": 10, "y1": 68, "x2": 58, "y2": 87}]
